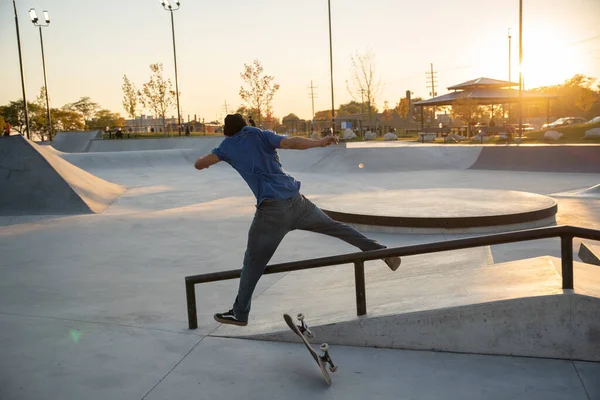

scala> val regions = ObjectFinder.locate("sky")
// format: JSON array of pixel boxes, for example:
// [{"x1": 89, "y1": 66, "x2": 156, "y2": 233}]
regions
[{"x1": 1, "y1": 0, "x2": 599, "y2": 122}]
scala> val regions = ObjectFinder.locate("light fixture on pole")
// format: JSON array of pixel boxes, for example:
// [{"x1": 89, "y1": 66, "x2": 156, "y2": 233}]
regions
[
  {"x1": 13, "y1": 0, "x2": 31, "y2": 139},
  {"x1": 29, "y1": 8, "x2": 53, "y2": 140},
  {"x1": 160, "y1": 0, "x2": 182, "y2": 136}
]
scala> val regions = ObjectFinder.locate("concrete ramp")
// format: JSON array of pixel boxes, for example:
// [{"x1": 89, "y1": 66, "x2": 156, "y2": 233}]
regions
[
  {"x1": 470, "y1": 146, "x2": 600, "y2": 173},
  {"x1": 87, "y1": 136, "x2": 223, "y2": 153},
  {"x1": 579, "y1": 242, "x2": 600, "y2": 266},
  {"x1": 0, "y1": 136, "x2": 125, "y2": 215},
  {"x1": 51, "y1": 130, "x2": 103, "y2": 153},
  {"x1": 298, "y1": 145, "x2": 483, "y2": 173},
  {"x1": 212, "y1": 255, "x2": 600, "y2": 361}
]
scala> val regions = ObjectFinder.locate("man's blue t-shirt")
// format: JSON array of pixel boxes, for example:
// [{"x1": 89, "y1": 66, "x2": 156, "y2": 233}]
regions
[{"x1": 211, "y1": 126, "x2": 301, "y2": 205}]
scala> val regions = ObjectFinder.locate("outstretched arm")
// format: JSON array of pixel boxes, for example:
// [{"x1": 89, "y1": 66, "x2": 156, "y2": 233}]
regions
[
  {"x1": 194, "y1": 153, "x2": 221, "y2": 170},
  {"x1": 280, "y1": 135, "x2": 338, "y2": 150}
]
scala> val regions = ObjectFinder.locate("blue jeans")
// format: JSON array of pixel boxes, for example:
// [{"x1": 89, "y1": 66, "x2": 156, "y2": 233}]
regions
[{"x1": 232, "y1": 193, "x2": 385, "y2": 321}]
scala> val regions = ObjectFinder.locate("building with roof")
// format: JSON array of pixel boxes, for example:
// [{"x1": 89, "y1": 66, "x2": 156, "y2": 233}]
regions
[{"x1": 414, "y1": 77, "x2": 557, "y2": 131}]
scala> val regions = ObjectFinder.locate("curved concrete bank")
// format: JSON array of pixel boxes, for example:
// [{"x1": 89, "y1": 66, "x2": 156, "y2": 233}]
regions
[
  {"x1": 316, "y1": 189, "x2": 558, "y2": 233},
  {"x1": 0, "y1": 136, "x2": 125, "y2": 215},
  {"x1": 48, "y1": 133, "x2": 600, "y2": 174},
  {"x1": 470, "y1": 145, "x2": 600, "y2": 173},
  {"x1": 52, "y1": 130, "x2": 103, "y2": 153}
]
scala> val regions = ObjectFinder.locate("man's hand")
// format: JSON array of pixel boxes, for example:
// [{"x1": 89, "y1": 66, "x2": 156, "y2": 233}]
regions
[
  {"x1": 194, "y1": 153, "x2": 220, "y2": 170},
  {"x1": 319, "y1": 135, "x2": 339, "y2": 147}
]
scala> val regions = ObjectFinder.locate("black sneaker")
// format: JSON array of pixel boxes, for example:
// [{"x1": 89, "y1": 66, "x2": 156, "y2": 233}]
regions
[
  {"x1": 383, "y1": 256, "x2": 402, "y2": 271},
  {"x1": 214, "y1": 309, "x2": 248, "y2": 326}
]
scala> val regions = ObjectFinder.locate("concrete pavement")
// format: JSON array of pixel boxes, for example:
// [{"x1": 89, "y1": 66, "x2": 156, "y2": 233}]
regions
[{"x1": 1, "y1": 136, "x2": 599, "y2": 399}]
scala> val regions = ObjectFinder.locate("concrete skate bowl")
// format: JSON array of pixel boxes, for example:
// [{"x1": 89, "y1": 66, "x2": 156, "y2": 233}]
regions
[
  {"x1": 469, "y1": 145, "x2": 600, "y2": 173},
  {"x1": 0, "y1": 136, "x2": 125, "y2": 215}
]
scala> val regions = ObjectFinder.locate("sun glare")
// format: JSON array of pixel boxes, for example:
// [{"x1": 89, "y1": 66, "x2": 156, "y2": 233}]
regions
[{"x1": 521, "y1": 28, "x2": 584, "y2": 89}]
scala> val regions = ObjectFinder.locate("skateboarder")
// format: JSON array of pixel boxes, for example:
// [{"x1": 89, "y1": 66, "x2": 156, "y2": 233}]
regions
[{"x1": 194, "y1": 113, "x2": 401, "y2": 326}]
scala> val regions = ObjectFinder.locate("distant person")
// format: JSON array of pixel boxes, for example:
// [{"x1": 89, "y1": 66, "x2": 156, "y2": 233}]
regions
[
  {"x1": 248, "y1": 116, "x2": 256, "y2": 127},
  {"x1": 194, "y1": 113, "x2": 401, "y2": 326},
  {"x1": 3, "y1": 122, "x2": 10, "y2": 137},
  {"x1": 115, "y1": 128, "x2": 123, "y2": 139},
  {"x1": 185, "y1": 125, "x2": 191, "y2": 136}
]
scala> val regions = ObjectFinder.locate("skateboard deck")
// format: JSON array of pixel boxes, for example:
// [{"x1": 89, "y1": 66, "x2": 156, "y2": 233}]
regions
[{"x1": 283, "y1": 313, "x2": 333, "y2": 386}]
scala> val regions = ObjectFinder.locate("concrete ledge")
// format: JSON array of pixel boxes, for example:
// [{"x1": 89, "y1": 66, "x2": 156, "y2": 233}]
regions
[
  {"x1": 249, "y1": 294, "x2": 599, "y2": 362},
  {"x1": 317, "y1": 189, "x2": 558, "y2": 234},
  {"x1": 213, "y1": 256, "x2": 600, "y2": 361},
  {"x1": 578, "y1": 242, "x2": 600, "y2": 266}
]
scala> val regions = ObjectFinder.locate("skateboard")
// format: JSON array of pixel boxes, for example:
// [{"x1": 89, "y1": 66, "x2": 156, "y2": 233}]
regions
[{"x1": 283, "y1": 313, "x2": 337, "y2": 386}]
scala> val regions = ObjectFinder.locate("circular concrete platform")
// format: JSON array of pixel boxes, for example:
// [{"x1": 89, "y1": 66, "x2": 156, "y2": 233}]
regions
[{"x1": 316, "y1": 189, "x2": 558, "y2": 234}]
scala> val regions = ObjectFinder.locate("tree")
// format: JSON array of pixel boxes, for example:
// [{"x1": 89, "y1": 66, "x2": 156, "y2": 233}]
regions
[
  {"x1": 236, "y1": 105, "x2": 262, "y2": 122},
  {"x1": 52, "y1": 108, "x2": 85, "y2": 131},
  {"x1": 394, "y1": 98, "x2": 410, "y2": 119},
  {"x1": 346, "y1": 48, "x2": 382, "y2": 126},
  {"x1": 239, "y1": 59, "x2": 280, "y2": 127},
  {"x1": 140, "y1": 63, "x2": 176, "y2": 134},
  {"x1": 534, "y1": 74, "x2": 600, "y2": 118},
  {"x1": 33, "y1": 87, "x2": 53, "y2": 140},
  {"x1": 381, "y1": 101, "x2": 394, "y2": 125},
  {"x1": 65, "y1": 97, "x2": 99, "y2": 127},
  {"x1": 282, "y1": 113, "x2": 300, "y2": 122},
  {"x1": 122, "y1": 75, "x2": 139, "y2": 120},
  {"x1": 451, "y1": 97, "x2": 482, "y2": 134},
  {"x1": 88, "y1": 109, "x2": 126, "y2": 130},
  {"x1": 0, "y1": 100, "x2": 42, "y2": 135},
  {"x1": 337, "y1": 100, "x2": 377, "y2": 117},
  {"x1": 313, "y1": 109, "x2": 332, "y2": 121}
]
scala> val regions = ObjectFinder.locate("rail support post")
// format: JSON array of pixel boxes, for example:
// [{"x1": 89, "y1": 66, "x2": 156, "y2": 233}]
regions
[
  {"x1": 560, "y1": 235, "x2": 574, "y2": 290},
  {"x1": 354, "y1": 261, "x2": 367, "y2": 316},
  {"x1": 186, "y1": 280, "x2": 198, "y2": 329}
]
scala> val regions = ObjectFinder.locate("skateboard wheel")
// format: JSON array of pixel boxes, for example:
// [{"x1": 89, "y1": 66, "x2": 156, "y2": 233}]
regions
[
  {"x1": 297, "y1": 313, "x2": 305, "y2": 321},
  {"x1": 329, "y1": 365, "x2": 338, "y2": 373},
  {"x1": 320, "y1": 343, "x2": 329, "y2": 352}
]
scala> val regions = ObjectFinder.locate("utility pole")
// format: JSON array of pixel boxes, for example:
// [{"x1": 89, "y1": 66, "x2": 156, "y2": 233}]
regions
[
  {"x1": 359, "y1": 89, "x2": 365, "y2": 134},
  {"x1": 425, "y1": 63, "x2": 438, "y2": 123},
  {"x1": 308, "y1": 81, "x2": 317, "y2": 133},
  {"x1": 223, "y1": 100, "x2": 230, "y2": 115}
]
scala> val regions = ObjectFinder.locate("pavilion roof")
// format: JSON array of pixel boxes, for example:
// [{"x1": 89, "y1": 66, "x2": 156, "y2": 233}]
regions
[
  {"x1": 414, "y1": 87, "x2": 557, "y2": 107},
  {"x1": 447, "y1": 77, "x2": 518, "y2": 90}
]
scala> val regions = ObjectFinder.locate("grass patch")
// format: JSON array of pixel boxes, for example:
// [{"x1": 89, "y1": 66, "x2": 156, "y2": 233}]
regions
[{"x1": 513, "y1": 122, "x2": 600, "y2": 144}]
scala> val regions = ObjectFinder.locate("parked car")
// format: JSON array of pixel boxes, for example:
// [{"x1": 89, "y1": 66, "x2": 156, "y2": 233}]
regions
[
  {"x1": 586, "y1": 116, "x2": 600, "y2": 124},
  {"x1": 542, "y1": 117, "x2": 588, "y2": 129}
]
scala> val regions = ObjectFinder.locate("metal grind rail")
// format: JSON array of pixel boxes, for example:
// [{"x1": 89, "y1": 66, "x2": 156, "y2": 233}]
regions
[{"x1": 185, "y1": 225, "x2": 600, "y2": 329}]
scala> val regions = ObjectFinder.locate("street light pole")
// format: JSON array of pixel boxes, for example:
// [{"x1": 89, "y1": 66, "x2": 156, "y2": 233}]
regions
[
  {"x1": 508, "y1": 28, "x2": 512, "y2": 83},
  {"x1": 160, "y1": 0, "x2": 182, "y2": 136},
  {"x1": 508, "y1": 27, "x2": 512, "y2": 124},
  {"x1": 518, "y1": 0, "x2": 523, "y2": 138},
  {"x1": 327, "y1": 0, "x2": 335, "y2": 134},
  {"x1": 13, "y1": 0, "x2": 30, "y2": 139},
  {"x1": 29, "y1": 9, "x2": 52, "y2": 140}
]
